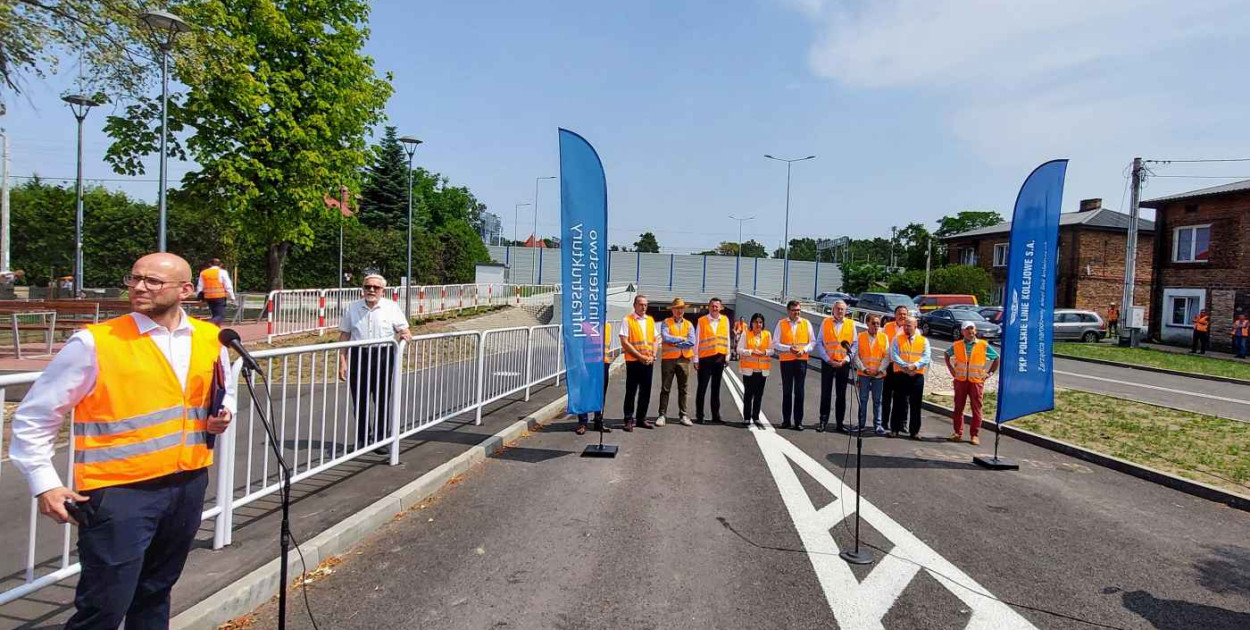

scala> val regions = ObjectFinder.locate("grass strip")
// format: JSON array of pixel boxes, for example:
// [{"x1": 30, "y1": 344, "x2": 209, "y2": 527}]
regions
[{"x1": 1054, "y1": 342, "x2": 1250, "y2": 381}]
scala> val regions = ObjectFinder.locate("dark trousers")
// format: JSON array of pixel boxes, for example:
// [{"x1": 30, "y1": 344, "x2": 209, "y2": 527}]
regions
[
  {"x1": 779, "y1": 360, "x2": 808, "y2": 425},
  {"x1": 1235, "y1": 336, "x2": 1249, "y2": 359},
  {"x1": 67, "y1": 470, "x2": 209, "y2": 630},
  {"x1": 818, "y1": 362, "x2": 852, "y2": 427},
  {"x1": 889, "y1": 372, "x2": 925, "y2": 436},
  {"x1": 623, "y1": 361, "x2": 654, "y2": 420},
  {"x1": 1192, "y1": 331, "x2": 1210, "y2": 354},
  {"x1": 696, "y1": 356, "x2": 726, "y2": 421},
  {"x1": 881, "y1": 364, "x2": 895, "y2": 426},
  {"x1": 578, "y1": 363, "x2": 611, "y2": 424},
  {"x1": 349, "y1": 346, "x2": 395, "y2": 447},
  {"x1": 205, "y1": 298, "x2": 228, "y2": 325},
  {"x1": 1108, "y1": 320, "x2": 1118, "y2": 337},
  {"x1": 742, "y1": 372, "x2": 767, "y2": 421}
]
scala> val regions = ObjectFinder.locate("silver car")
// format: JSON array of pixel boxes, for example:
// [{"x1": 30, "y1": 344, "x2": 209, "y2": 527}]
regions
[{"x1": 1053, "y1": 309, "x2": 1107, "y2": 342}]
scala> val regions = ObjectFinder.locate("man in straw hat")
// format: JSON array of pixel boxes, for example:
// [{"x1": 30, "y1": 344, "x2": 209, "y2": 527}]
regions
[{"x1": 656, "y1": 297, "x2": 696, "y2": 426}]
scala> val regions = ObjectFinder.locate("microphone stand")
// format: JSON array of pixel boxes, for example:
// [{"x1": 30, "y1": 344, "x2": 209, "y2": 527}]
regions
[
  {"x1": 241, "y1": 363, "x2": 294, "y2": 629},
  {"x1": 840, "y1": 368, "x2": 873, "y2": 565}
]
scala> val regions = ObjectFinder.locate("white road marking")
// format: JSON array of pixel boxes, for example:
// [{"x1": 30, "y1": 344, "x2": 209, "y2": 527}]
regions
[
  {"x1": 723, "y1": 370, "x2": 1038, "y2": 630},
  {"x1": 1053, "y1": 370, "x2": 1250, "y2": 406}
]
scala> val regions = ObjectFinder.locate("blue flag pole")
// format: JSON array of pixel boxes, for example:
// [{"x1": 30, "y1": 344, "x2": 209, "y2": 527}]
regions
[{"x1": 976, "y1": 159, "x2": 1068, "y2": 470}]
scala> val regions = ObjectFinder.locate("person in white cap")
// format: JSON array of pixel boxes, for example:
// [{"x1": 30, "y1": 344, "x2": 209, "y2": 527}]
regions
[{"x1": 943, "y1": 320, "x2": 999, "y2": 445}]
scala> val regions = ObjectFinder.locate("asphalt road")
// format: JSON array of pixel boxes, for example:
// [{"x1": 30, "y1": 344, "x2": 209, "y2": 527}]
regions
[
  {"x1": 250, "y1": 362, "x2": 1250, "y2": 630},
  {"x1": 925, "y1": 335, "x2": 1250, "y2": 422}
]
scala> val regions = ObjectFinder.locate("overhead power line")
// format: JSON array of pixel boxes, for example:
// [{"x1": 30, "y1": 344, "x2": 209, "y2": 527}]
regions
[{"x1": 1145, "y1": 158, "x2": 1250, "y2": 164}]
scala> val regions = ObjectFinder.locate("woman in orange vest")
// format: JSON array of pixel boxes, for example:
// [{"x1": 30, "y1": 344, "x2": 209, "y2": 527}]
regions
[
  {"x1": 737, "y1": 313, "x2": 772, "y2": 428},
  {"x1": 851, "y1": 315, "x2": 890, "y2": 435},
  {"x1": 576, "y1": 322, "x2": 614, "y2": 435},
  {"x1": 1191, "y1": 309, "x2": 1211, "y2": 355},
  {"x1": 9, "y1": 253, "x2": 236, "y2": 628}
]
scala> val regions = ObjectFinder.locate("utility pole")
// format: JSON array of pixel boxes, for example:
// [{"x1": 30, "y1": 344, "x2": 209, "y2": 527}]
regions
[
  {"x1": 924, "y1": 237, "x2": 932, "y2": 294},
  {"x1": 890, "y1": 226, "x2": 898, "y2": 269},
  {"x1": 1, "y1": 125, "x2": 9, "y2": 275},
  {"x1": 728, "y1": 214, "x2": 754, "y2": 290},
  {"x1": 1120, "y1": 157, "x2": 1144, "y2": 345}
]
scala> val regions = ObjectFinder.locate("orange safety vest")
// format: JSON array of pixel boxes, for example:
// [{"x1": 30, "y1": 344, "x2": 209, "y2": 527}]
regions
[
  {"x1": 1107, "y1": 307, "x2": 1119, "y2": 323},
  {"x1": 778, "y1": 318, "x2": 812, "y2": 362},
  {"x1": 855, "y1": 331, "x2": 889, "y2": 378},
  {"x1": 883, "y1": 320, "x2": 906, "y2": 341},
  {"x1": 661, "y1": 317, "x2": 694, "y2": 360},
  {"x1": 821, "y1": 317, "x2": 856, "y2": 363},
  {"x1": 740, "y1": 329, "x2": 772, "y2": 375},
  {"x1": 199, "y1": 267, "x2": 228, "y2": 299},
  {"x1": 1195, "y1": 315, "x2": 1210, "y2": 333},
  {"x1": 624, "y1": 315, "x2": 656, "y2": 362},
  {"x1": 1234, "y1": 320, "x2": 1250, "y2": 338},
  {"x1": 952, "y1": 339, "x2": 991, "y2": 384},
  {"x1": 697, "y1": 315, "x2": 730, "y2": 359},
  {"x1": 892, "y1": 333, "x2": 929, "y2": 375},
  {"x1": 734, "y1": 320, "x2": 745, "y2": 335},
  {"x1": 73, "y1": 315, "x2": 219, "y2": 491},
  {"x1": 603, "y1": 322, "x2": 613, "y2": 363}
]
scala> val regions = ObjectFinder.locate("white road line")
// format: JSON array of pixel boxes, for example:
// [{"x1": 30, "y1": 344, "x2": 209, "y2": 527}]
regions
[
  {"x1": 723, "y1": 369, "x2": 1038, "y2": 630},
  {"x1": 1053, "y1": 370, "x2": 1250, "y2": 406}
]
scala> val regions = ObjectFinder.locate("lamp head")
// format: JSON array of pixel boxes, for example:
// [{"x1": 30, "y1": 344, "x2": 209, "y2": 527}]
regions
[
  {"x1": 398, "y1": 135, "x2": 422, "y2": 159},
  {"x1": 140, "y1": 10, "x2": 191, "y2": 50},
  {"x1": 61, "y1": 94, "x2": 101, "y2": 120}
]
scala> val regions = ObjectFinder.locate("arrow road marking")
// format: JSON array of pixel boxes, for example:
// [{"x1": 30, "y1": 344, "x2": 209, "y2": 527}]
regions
[{"x1": 723, "y1": 370, "x2": 1038, "y2": 630}]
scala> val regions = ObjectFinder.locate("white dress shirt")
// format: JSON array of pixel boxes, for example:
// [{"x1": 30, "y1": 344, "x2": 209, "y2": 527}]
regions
[
  {"x1": 339, "y1": 298, "x2": 410, "y2": 340},
  {"x1": 196, "y1": 266, "x2": 236, "y2": 301},
  {"x1": 619, "y1": 313, "x2": 659, "y2": 358},
  {"x1": 10, "y1": 311, "x2": 237, "y2": 497},
  {"x1": 771, "y1": 317, "x2": 815, "y2": 355},
  {"x1": 814, "y1": 317, "x2": 853, "y2": 363}
]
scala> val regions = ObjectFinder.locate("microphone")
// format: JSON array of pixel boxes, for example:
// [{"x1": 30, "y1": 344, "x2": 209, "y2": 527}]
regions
[{"x1": 219, "y1": 328, "x2": 262, "y2": 372}]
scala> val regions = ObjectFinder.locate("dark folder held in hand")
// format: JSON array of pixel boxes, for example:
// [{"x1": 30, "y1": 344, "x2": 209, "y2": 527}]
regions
[{"x1": 206, "y1": 359, "x2": 227, "y2": 449}]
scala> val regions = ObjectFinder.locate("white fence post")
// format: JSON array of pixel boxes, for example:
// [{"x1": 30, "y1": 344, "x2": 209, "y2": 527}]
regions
[
  {"x1": 390, "y1": 339, "x2": 405, "y2": 466},
  {"x1": 474, "y1": 331, "x2": 486, "y2": 425},
  {"x1": 524, "y1": 327, "x2": 533, "y2": 402}
]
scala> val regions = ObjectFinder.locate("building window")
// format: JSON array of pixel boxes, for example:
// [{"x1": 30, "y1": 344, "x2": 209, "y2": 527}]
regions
[
  {"x1": 1173, "y1": 225, "x2": 1211, "y2": 263},
  {"x1": 959, "y1": 248, "x2": 979, "y2": 266},
  {"x1": 992, "y1": 243, "x2": 1009, "y2": 267},
  {"x1": 1166, "y1": 293, "x2": 1204, "y2": 328}
]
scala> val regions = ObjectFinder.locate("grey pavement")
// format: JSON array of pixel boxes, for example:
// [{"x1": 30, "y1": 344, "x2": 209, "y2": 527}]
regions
[
  {"x1": 928, "y1": 336, "x2": 1250, "y2": 422},
  {"x1": 248, "y1": 361, "x2": 1250, "y2": 630}
]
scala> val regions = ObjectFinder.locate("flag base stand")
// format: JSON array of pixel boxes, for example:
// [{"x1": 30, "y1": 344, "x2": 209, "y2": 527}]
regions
[
  {"x1": 582, "y1": 444, "x2": 618, "y2": 458},
  {"x1": 973, "y1": 455, "x2": 1019, "y2": 470},
  {"x1": 839, "y1": 549, "x2": 874, "y2": 565}
]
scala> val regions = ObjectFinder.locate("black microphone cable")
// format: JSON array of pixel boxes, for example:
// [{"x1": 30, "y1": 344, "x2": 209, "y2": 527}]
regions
[{"x1": 240, "y1": 364, "x2": 324, "y2": 630}]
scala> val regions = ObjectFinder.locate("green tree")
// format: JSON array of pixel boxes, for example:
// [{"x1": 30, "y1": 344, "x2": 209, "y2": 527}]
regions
[
  {"x1": 930, "y1": 265, "x2": 994, "y2": 303},
  {"x1": 439, "y1": 219, "x2": 490, "y2": 282},
  {"x1": 839, "y1": 261, "x2": 890, "y2": 295},
  {"x1": 895, "y1": 222, "x2": 933, "y2": 270},
  {"x1": 887, "y1": 269, "x2": 927, "y2": 296},
  {"x1": 634, "y1": 232, "x2": 660, "y2": 253},
  {"x1": 103, "y1": 0, "x2": 393, "y2": 290},
  {"x1": 359, "y1": 126, "x2": 410, "y2": 230},
  {"x1": 713, "y1": 239, "x2": 767, "y2": 257},
  {"x1": 935, "y1": 210, "x2": 1005, "y2": 239}
]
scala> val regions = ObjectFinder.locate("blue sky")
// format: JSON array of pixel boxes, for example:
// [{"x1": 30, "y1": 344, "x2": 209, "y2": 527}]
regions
[{"x1": 6, "y1": 0, "x2": 1250, "y2": 252}]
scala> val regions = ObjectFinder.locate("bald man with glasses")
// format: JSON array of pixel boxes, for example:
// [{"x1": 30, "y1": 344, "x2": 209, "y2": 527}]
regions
[{"x1": 338, "y1": 275, "x2": 411, "y2": 451}]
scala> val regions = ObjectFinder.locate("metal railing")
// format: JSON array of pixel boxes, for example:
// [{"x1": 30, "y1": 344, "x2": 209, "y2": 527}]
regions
[
  {"x1": 1, "y1": 324, "x2": 572, "y2": 604},
  {"x1": 264, "y1": 284, "x2": 558, "y2": 342}
]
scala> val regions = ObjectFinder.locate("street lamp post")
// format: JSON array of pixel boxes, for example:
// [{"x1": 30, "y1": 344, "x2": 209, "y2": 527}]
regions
[
  {"x1": 533, "y1": 176, "x2": 556, "y2": 283},
  {"x1": 514, "y1": 201, "x2": 531, "y2": 245},
  {"x1": 763, "y1": 154, "x2": 816, "y2": 299},
  {"x1": 63, "y1": 94, "x2": 101, "y2": 298},
  {"x1": 140, "y1": 10, "x2": 191, "y2": 252},
  {"x1": 728, "y1": 214, "x2": 754, "y2": 290},
  {"x1": 398, "y1": 136, "x2": 422, "y2": 319}
]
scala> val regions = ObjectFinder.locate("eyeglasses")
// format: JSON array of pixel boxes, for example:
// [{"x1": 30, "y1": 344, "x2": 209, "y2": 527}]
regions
[
  {"x1": 123, "y1": 274, "x2": 183, "y2": 290},
  {"x1": 362, "y1": 285, "x2": 385, "y2": 292}
]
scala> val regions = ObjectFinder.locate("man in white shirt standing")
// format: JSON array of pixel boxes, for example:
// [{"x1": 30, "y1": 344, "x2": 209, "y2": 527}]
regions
[
  {"x1": 772, "y1": 300, "x2": 816, "y2": 430},
  {"x1": 196, "y1": 257, "x2": 236, "y2": 325},
  {"x1": 9, "y1": 252, "x2": 236, "y2": 629},
  {"x1": 815, "y1": 300, "x2": 855, "y2": 433},
  {"x1": 619, "y1": 294, "x2": 660, "y2": 431},
  {"x1": 338, "y1": 274, "x2": 411, "y2": 450}
]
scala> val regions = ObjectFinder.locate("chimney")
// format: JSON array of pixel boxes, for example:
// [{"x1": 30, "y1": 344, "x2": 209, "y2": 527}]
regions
[{"x1": 1079, "y1": 198, "x2": 1102, "y2": 213}]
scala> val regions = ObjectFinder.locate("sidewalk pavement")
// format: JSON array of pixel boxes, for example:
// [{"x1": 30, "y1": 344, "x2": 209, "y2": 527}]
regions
[{"x1": 1136, "y1": 340, "x2": 1246, "y2": 361}]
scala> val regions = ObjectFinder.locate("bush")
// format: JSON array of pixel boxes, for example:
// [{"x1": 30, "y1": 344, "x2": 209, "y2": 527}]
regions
[
  {"x1": 887, "y1": 270, "x2": 926, "y2": 297},
  {"x1": 839, "y1": 261, "x2": 890, "y2": 296},
  {"x1": 929, "y1": 265, "x2": 994, "y2": 304}
]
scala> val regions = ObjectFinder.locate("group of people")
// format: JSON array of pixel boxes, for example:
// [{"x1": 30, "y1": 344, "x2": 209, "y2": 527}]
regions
[{"x1": 586, "y1": 295, "x2": 1000, "y2": 444}]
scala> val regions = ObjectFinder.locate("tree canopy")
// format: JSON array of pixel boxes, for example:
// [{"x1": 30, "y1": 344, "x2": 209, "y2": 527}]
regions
[
  {"x1": 634, "y1": 232, "x2": 660, "y2": 253},
  {"x1": 935, "y1": 211, "x2": 1004, "y2": 239}
]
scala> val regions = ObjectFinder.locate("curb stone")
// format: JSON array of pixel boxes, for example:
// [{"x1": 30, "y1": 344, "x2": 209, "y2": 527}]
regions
[{"x1": 920, "y1": 400, "x2": 1250, "y2": 513}]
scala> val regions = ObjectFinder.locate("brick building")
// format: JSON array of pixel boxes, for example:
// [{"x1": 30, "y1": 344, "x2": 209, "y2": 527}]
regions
[
  {"x1": 1141, "y1": 179, "x2": 1250, "y2": 349},
  {"x1": 942, "y1": 199, "x2": 1155, "y2": 317}
]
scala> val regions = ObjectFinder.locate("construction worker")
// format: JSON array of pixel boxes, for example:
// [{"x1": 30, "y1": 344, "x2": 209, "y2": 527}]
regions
[
  {"x1": 815, "y1": 300, "x2": 855, "y2": 432},
  {"x1": 772, "y1": 300, "x2": 816, "y2": 430},
  {"x1": 695, "y1": 297, "x2": 731, "y2": 424},
  {"x1": 851, "y1": 314, "x2": 890, "y2": 435},
  {"x1": 944, "y1": 321, "x2": 1000, "y2": 445},
  {"x1": 657, "y1": 298, "x2": 695, "y2": 426},
  {"x1": 731, "y1": 317, "x2": 745, "y2": 361},
  {"x1": 888, "y1": 316, "x2": 930, "y2": 439},
  {"x1": 9, "y1": 253, "x2": 236, "y2": 629},
  {"x1": 576, "y1": 321, "x2": 613, "y2": 435},
  {"x1": 197, "y1": 257, "x2": 236, "y2": 326},
  {"x1": 1106, "y1": 302, "x2": 1120, "y2": 338},
  {"x1": 1232, "y1": 312, "x2": 1249, "y2": 359},
  {"x1": 620, "y1": 294, "x2": 660, "y2": 431},
  {"x1": 737, "y1": 313, "x2": 772, "y2": 428},
  {"x1": 880, "y1": 305, "x2": 909, "y2": 430},
  {"x1": 1191, "y1": 309, "x2": 1211, "y2": 354}
]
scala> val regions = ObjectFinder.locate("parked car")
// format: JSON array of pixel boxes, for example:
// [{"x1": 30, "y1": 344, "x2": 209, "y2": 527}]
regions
[
  {"x1": 979, "y1": 306, "x2": 1003, "y2": 324},
  {"x1": 913, "y1": 294, "x2": 980, "y2": 313},
  {"x1": 1053, "y1": 309, "x2": 1106, "y2": 342},
  {"x1": 856, "y1": 292, "x2": 919, "y2": 320},
  {"x1": 920, "y1": 308, "x2": 1001, "y2": 341},
  {"x1": 816, "y1": 291, "x2": 858, "y2": 307}
]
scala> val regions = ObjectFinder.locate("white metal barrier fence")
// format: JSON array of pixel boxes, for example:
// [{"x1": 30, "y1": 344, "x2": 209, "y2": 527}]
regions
[
  {"x1": 1, "y1": 324, "x2": 571, "y2": 605},
  {"x1": 264, "y1": 284, "x2": 557, "y2": 342}
]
